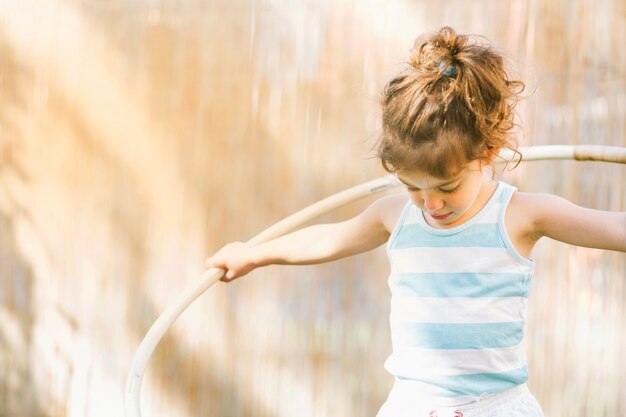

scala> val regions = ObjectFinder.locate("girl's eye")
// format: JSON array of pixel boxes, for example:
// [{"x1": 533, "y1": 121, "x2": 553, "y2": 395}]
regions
[{"x1": 440, "y1": 185, "x2": 460, "y2": 194}]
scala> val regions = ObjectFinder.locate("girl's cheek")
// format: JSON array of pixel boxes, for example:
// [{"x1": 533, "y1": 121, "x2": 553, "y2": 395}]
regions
[{"x1": 408, "y1": 195, "x2": 424, "y2": 209}]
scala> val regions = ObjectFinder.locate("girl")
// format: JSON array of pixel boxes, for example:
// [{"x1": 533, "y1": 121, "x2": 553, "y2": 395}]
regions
[{"x1": 206, "y1": 27, "x2": 626, "y2": 417}]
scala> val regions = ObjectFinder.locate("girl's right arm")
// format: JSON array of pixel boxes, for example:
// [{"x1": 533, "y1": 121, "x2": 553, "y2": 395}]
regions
[{"x1": 206, "y1": 194, "x2": 407, "y2": 281}]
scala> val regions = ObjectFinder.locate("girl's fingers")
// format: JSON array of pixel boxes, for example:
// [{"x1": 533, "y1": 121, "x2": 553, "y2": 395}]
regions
[
  {"x1": 220, "y1": 269, "x2": 238, "y2": 282},
  {"x1": 205, "y1": 257, "x2": 215, "y2": 267},
  {"x1": 206, "y1": 257, "x2": 226, "y2": 269}
]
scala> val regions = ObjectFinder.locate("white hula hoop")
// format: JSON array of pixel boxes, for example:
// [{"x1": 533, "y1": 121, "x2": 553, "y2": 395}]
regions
[{"x1": 125, "y1": 145, "x2": 626, "y2": 417}]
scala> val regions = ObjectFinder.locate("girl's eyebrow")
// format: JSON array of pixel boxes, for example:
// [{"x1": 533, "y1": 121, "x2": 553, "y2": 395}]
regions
[{"x1": 395, "y1": 173, "x2": 461, "y2": 189}]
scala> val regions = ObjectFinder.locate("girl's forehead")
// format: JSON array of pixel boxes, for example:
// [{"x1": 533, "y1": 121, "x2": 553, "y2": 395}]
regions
[
  {"x1": 395, "y1": 170, "x2": 462, "y2": 188},
  {"x1": 395, "y1": 160, "x2": 481, "y2": 188}
]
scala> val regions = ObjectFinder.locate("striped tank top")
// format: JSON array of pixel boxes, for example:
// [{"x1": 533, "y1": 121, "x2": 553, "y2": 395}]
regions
[{"x1": 384, "y1": 181, "x2": 534, "y2": 406}]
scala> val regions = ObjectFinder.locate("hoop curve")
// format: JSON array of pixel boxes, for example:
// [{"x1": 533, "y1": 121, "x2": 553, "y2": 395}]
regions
[{"x1": 125, "y1": 145, "x2": 626, "y2": 416}]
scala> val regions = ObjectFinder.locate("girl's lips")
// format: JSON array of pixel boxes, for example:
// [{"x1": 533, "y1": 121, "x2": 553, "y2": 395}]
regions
[{"x1": 430, "y1": 212, "x2": 452, "y2": 220}]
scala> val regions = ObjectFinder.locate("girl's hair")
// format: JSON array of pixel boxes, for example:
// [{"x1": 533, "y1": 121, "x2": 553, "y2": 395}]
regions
[{"x1": 377, "y1": 26, "x2": 524, "y2": 178}]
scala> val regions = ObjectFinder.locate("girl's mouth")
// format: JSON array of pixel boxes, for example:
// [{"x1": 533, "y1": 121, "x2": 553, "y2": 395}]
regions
[{"x1": 430, "y1": 212, "x2": 452, "y2": 220}]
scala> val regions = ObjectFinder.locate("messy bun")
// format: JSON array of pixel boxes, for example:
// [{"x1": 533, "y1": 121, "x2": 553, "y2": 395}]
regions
[{"x1": 378, "y1": 26, "x2": 524, "y2": 177}]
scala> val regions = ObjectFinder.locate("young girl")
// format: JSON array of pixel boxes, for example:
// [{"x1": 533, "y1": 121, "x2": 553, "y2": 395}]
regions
[{"x1": 206, "y1": 27, "x2": 626, "y2": 417}]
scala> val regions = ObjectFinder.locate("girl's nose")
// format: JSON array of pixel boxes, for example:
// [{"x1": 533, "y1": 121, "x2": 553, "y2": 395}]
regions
[{"x1": 424, "y1": 196, "x2": 444, "y2": 211}]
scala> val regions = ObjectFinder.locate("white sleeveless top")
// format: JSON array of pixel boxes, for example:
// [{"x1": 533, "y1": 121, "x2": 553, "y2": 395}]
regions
[{"x1": 384, "y1": 181, "x2": 535, "y2": 406}]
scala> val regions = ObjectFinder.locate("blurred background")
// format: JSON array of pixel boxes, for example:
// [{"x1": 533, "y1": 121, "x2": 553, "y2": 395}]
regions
[{"x1": 1, "y1": 0, "x2": 625, "y2": 416}]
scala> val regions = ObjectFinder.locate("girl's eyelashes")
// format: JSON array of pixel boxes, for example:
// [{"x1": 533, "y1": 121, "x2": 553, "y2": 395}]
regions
[
  {"x1": 440, "y1": 185, "x2": 460, "y2": 194},
  {"x1": 405, "y1": 184, "x2": 461, "y2": 193}
]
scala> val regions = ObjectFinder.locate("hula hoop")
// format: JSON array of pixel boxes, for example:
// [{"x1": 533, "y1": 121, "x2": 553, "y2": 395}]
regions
[{"x1": 125, "y1": 145, "x2": 626, "y2": 417}]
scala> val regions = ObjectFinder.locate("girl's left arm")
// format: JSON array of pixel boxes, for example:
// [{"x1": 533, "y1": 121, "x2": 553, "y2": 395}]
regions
[{"x1": 526, "y1": 193, "x2": 626, "y2": 252}]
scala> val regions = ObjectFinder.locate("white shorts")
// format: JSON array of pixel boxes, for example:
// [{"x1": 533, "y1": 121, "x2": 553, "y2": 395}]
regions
[{"x1": 376, "y1": 383, "x2": 545, "y2": 417}]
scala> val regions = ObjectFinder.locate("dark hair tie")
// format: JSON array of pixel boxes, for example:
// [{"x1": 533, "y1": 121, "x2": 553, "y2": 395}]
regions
[{"x1": 438, "y1": 60, "x2": 457, "y2": 77}]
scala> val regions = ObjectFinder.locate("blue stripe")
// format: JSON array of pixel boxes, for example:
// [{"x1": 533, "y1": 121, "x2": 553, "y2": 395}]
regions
[
  {"x1": 390, "y1": 272, "x2": 528, "y2": 298},
  {"x1": 399, "y1": 366, "x2": 528, "y2": 398},
  {"x1": 392, "y1": 322, "x2": 525, "y2": 350},
  {"x1": 389, "y1": 223, "x2": 503, "y2": 249}
]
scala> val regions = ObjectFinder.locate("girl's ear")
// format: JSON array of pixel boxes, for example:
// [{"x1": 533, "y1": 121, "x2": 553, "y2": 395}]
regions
[
  {"x1": 480, "y1": 147, "x2": 501, "y2": 180},
  {"x1": 478, "y1": 147, "x2": 501, "y2": 177},
  {"x1": 483, "y1": 147, "x2": 501, "y2": 165}
]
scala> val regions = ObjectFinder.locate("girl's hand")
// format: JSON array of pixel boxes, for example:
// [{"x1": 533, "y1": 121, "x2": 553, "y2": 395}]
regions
[{"x1": 205, "y1": 241, "x2": 259, "y2": 282}]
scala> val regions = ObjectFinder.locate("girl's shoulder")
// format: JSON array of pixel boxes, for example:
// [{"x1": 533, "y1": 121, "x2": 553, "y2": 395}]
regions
[
  {"x1": 508, "y1": 190, "x2": 567, "y2": 228},
  {"x1": 506, "y1": 191, "x2": 543, "y2": 244},
  {"x1": 369, "y1": 193, "x2": 410, "y2": 235},
  {"x1": 503, "y1": 190, "x2": 563, "y2": 258}
]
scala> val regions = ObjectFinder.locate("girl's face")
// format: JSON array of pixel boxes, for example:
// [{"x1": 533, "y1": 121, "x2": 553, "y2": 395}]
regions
[{"x1": 395, "y1": 160, "x2": 494, "y2": 228}]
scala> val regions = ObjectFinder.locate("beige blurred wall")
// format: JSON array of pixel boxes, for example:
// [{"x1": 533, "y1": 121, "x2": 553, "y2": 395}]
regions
[{"x1": 0, "y1": 0, "x2": 625, "y2": 416}]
